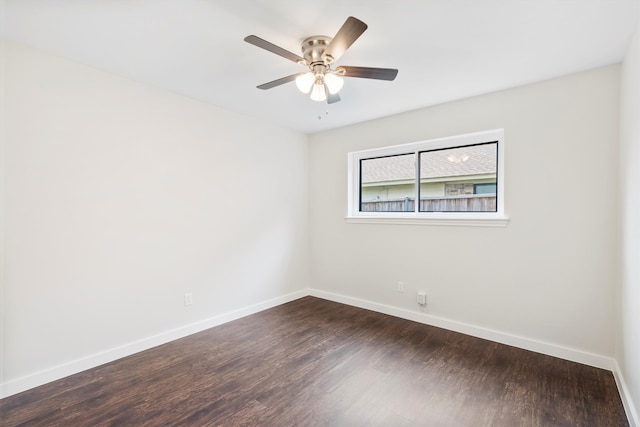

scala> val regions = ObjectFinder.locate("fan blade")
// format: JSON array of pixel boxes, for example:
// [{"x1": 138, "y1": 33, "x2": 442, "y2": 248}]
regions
[
  {"x1": 327, "y1": 92, "x2": 341, "y2": 104},
  {"x1": 257, "y1": 73, "x2": 301, "y2": 90},
  {"x1": 323, "y1": 17, "x2": 368, "y2": 63},
  {"x1": 244, "y1": 35, "x2": 305, "y2": 64},
  {"x1": 336, "y1": 66, "x2": 398, "y2": 81}
]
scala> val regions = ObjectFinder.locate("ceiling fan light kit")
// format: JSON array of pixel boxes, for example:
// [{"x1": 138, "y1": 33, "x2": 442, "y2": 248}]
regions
[{"x1": 244, "y1": 17, "x2": 398, "y2": 104}]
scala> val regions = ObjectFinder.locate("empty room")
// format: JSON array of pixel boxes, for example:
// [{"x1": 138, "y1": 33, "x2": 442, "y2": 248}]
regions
[{"x1": 1, "y1": 1, "x2": 639, "y2": 426}]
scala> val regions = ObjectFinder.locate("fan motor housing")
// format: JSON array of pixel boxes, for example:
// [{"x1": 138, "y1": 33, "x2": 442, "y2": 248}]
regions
[{"x1": 301, "y1": 36, "x2": 332, "y2": 65}]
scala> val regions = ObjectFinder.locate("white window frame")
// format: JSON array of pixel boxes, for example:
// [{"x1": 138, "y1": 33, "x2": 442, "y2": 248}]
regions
[{"x1": 347, "y1": 129, "x2": 509, "y2": 227}]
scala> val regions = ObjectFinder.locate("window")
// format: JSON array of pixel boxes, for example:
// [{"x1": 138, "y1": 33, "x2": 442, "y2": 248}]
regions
[
  {"x1": 360, "y1": 153, "x2": 415, "y2": 212},
  {"x1": 347, "y1": 129, "x2": 507, "y2": 226}
]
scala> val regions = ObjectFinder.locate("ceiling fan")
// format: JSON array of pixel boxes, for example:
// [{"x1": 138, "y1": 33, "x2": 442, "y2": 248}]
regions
[{"x1": 244, "y1": 16, "x2": 398, "y2": 104}]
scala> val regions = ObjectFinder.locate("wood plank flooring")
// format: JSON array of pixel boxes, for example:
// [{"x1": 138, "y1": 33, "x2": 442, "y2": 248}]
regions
[{"x1": 0, "y1": 296, "x2": 629, "y2": 426}]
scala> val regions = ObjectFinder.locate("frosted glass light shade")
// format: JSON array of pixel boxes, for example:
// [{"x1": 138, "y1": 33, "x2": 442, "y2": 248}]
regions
[
  {"x1": 310, "y1": 82, "x2": 327, "y2": 101},
  {"x1": 295, "y1": 72, "x2": 315, "y2": 93},
  {"x1": 324, "y1": 73, "x2": 344, "y2": 94}
]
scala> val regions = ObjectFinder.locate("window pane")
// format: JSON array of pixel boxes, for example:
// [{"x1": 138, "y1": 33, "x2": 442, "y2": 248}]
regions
[
  {"x1": 419, "y1": 143, "x2": 497, "y2": 212},
  {"x1": 360, "y1": 153, "x2": 416, "y2": 212}
]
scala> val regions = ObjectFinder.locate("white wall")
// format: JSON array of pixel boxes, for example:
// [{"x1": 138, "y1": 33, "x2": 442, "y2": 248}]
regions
[
  {"x1": 0, "y1": 41, "x2": 309, "y2": 396},
  {"x1": 0, "y1": 33, "x2": 6, "y2": 400},
  {"x1": 618, "y1": 13, "x2": 640, "y2": 425},
  {"x1": 309, "y1": 66, "x2": 620, "y2": 361}
]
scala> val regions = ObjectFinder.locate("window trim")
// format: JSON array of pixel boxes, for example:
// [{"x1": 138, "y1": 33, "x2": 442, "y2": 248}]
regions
[{"x1": 346, "y1": 129, "x2": 508, "y2": 227}]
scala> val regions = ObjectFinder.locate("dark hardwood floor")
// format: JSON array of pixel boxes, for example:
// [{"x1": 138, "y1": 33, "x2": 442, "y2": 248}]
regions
[{"x1": 1, "y1": 296, "x2": 629, "y2": 426}]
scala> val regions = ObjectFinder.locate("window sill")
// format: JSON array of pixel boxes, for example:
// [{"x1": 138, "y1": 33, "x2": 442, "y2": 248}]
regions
[{"x1": 345, "y1": 215, "x2": 510, "y2": 227}]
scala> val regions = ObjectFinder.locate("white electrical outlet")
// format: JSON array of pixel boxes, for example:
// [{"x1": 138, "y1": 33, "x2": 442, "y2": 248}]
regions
[
  {"x1": 417, "y1": 291, "x2": 427, "y2": 306},
  {"x1": 397, "y1": 281, "x2": 405, "y2": 292},
  {"x1": 184, "y1": 293, "x2": 193, "y2": 306}
]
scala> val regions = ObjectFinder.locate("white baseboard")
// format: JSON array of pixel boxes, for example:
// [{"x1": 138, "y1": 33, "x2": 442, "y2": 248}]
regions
[
  {"x1": 613, "y1": 360, "x2": 640, "y2": 427},
  {"x1": 0, "y1": 290, "x2": 308, "y2": 399},
  {"x1": 309, "y1": 289, "x2": 616, "y2": 370}
]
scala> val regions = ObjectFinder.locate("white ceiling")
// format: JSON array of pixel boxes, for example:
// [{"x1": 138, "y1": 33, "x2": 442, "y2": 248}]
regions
[{"x1": 2, "y1": 0, "x2": 639, "y2": 134}]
